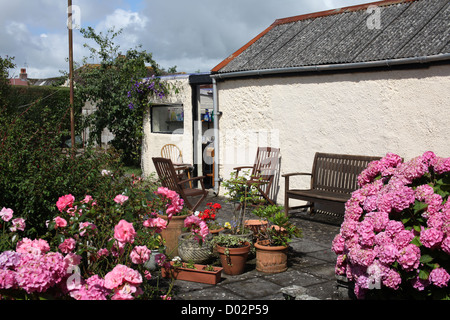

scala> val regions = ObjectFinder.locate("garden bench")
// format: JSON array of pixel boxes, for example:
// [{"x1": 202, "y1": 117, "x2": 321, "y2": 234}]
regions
[{"x1": 283, "y1": 152, "x2": 381, "y2": 217}]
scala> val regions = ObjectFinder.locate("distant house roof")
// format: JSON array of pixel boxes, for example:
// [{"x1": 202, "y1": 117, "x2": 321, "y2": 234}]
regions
[{"x1": 212, "y1": 0, "x2": 450, "y2": 76}]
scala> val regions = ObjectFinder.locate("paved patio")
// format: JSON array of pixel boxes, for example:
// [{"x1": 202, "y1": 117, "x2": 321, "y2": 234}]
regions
[{"x1": 167, "y1": 192, "x2": 352, "y2": 300}]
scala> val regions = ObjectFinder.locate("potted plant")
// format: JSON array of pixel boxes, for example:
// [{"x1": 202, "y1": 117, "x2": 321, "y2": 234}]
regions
[
  {"x1": 196, "y1": 202, "x2": 224, "y2": 235},
  {"x1": 210, "y1": 234, "x2": 251, "y2": 275},
  {"x1": 221, "y1": 171, "x2": 262, "y2": 242},
  {"x1": 161, "y1": 257, "x2": 223, "y2": 285},
  {"x1": 252, "y1": 205, "x2": 302, "y2": 273},
  {"x1": 152, "y1": 187, "x2": 191, "y2": 258},
  {"x1": 177, "y1": 215, "x2": 213, "y2": 264}
]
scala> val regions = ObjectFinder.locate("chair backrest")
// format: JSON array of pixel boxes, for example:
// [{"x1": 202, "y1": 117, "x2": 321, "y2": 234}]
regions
[
  {"x1": 311, "y1": 153, "x2": 381, "y2": 194},
  {"x1": 161, "y1": 144, "x2": 183, "y2": 164},
  {"x1": 251, "y1": 147, "x2": 280, "y2": 180},
  {"x1": 152, "y1": 157, "x2": 181, "y2": 192}
]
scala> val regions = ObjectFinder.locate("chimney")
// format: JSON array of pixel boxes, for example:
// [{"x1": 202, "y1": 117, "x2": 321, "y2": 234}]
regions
[{"x1": 19, "y1": 68, "x2": 27, "y2": 81}]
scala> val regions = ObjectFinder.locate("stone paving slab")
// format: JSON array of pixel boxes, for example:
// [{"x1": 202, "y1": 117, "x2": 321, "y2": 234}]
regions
[{"x1": 169, "y1": 192, "x2": 350, "y2": 300}]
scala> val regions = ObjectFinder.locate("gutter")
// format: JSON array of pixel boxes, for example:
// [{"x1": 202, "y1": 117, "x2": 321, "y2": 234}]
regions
[{"x1": 210, "y1": 53, "x2": 450, "y2": 80}]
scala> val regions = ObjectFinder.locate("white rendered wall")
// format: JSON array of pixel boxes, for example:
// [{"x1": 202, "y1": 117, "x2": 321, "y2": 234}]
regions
[{"x1": 215, "y1": 64, "x2": 450, "y2": 204}]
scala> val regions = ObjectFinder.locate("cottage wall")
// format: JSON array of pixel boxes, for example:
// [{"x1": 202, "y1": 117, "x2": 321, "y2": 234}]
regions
[
  {"x1": 141, "y1": 77, "x2": 194, "y2": 177},
  {"x1": 215, "y1": 64, "x2": 450, "y2": 204}
]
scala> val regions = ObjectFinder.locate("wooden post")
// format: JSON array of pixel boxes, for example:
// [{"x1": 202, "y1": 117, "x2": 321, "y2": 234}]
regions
[{"x1": 68, "y1": 0, "x2": 75, "y2": 156}]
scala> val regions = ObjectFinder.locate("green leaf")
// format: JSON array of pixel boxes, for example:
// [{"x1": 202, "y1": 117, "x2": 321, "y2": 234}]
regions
[
  {"x1": 418, "y1": 269, "x2": 430, "y2": 280},
  {"x1": 420, "y1": 254, "x2": 433, "y2": 264}
]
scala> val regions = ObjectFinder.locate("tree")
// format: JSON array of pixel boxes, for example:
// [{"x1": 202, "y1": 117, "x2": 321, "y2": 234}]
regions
[
  {"x1": 76, "y1": 27, "x2": 170, "y2": 166},
  {"x1": 0, "y1": 56, "x2": 15, "y2": 108}
]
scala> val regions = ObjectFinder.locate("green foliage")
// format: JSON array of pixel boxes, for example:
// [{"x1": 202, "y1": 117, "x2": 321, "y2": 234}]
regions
[
  {"x1": 75, "y1": 27, "x2": 174, "y2": 166},
  {"x1": 252, "y1": 205, "x2": 302, "y2": 247},
  {"x1": 0, "y1": 104, "x2": 122, "y2": 237},
  {"x1": 222, "y1": 170, "x2": 264, "y2": 235},
  {"x1": 0, "y1": 55, "x2": 15, "y2": 108}
]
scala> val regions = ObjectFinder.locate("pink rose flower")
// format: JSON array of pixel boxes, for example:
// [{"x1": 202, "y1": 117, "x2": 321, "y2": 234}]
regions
[
  {"x1": 143, "y1": 217, "x2": 167, "y2": 233},
  {"x1": 10, "y1": 217, "x2": 26, "y2": 232},
  {"x1": 0, "y1": 207, "x2": 13, "y2": 222},
  {"x1": 114, "y1": 220, "x2": 136, "y2": 244},
  {"x1": 114, "y1": 194, "x2": 129, "y2": 205},
  {"x1": 56, "y1": 194, "x2": 75, "y2": 212},
  {"x1": 54, "y1": 216, "x2": 67, "y2": 229},
  {"x1": 58, "y1": 238, "x2": 76, "y2": 254},
  {"x1": 130, "y1": 246, "x2": 151, "y2": 265}
]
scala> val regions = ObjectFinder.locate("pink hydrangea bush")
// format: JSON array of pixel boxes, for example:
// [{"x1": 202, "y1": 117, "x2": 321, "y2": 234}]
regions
[{"x1": 333, "y1": 151, "x2": 450, "y2": 299}]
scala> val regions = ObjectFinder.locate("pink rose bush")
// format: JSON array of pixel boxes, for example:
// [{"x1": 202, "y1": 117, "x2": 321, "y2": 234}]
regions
[
  {"x1": 333, "y1": 151, "x2": 450, "y2": 299},
  {"x1": 0, "y1": 177, "x2": 187, "y2": 300}
]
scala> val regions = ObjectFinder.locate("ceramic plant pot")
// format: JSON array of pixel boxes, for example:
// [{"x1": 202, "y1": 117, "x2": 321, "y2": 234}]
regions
[
  {"x1": 178, "y1": 233, "x2": 213, "y2": 264},
  {"x1": 216, "y1": 242, "x2": 251, "y2": 275},
  {"x1": 254, "y1": 241, "x2": 288, "y2": 274}
]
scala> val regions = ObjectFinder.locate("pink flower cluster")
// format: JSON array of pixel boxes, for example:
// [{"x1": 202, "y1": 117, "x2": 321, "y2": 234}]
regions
[
  {"x1": 156, "y1": 187, "x2": 184, "y2": 219},
  {"x1": 334, "y1": 151, "x2": 450, "y2": 299},
  {"x1": 0, "y1": 207, "x2": 26, "y2": 232},
  {"x1": 0, "y1": 243, "x2": 80, "y2": 295},
  {"x1": 104, "y1": 264, "x2": 143, "y2": 300},
  {"x1": 184, "y1": 215, "x2": 210, "y2": 243}
]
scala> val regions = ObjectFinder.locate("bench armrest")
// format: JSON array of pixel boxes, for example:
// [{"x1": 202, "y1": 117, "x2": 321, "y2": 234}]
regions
[{"x1": 282, "y1": 172, "x2": 312, "y2": 178}]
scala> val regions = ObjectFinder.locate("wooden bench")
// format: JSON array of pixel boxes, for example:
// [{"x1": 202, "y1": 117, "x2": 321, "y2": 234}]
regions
[{"x1": 283, "y1": 152, "x2": 381, "y2": 217}]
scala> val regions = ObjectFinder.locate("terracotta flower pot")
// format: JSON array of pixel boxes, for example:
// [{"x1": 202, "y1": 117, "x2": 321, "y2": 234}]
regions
[
  {"x1": 161, "y1": 261, "x2": 223, "y2": 285},
  {"x1": 244, "y1": 219, "x2": 268, "y2": 237},
  {"x1": 158, "y1": 214, "x2": 189, "y2": 257},
  {"x1": 254, "y1": 241, "x2": 288, "y2": 274},
  {"x1": 216, "y1": 242, "x2": 251, "y2": 275}
]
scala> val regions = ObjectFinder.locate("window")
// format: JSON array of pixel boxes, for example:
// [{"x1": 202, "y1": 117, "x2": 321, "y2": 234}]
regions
[{"x1": 151, "y1": 104, "x2": 184, "y2": 134}]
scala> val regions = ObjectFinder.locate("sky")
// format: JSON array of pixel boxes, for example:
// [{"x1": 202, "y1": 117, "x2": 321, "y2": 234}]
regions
[{"x1": 0, "y1": 0, "x2": 376, "y2": 79}]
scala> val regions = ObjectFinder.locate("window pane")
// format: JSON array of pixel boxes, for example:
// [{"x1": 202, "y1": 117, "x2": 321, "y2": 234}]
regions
[{"x1": 151, "y1": 105, "x2": 184, "y2": 134}]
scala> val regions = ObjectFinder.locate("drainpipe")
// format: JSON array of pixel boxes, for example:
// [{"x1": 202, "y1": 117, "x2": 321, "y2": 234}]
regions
[{"x1": 212, "y1": 78, "x2": 220, "y2": 195}]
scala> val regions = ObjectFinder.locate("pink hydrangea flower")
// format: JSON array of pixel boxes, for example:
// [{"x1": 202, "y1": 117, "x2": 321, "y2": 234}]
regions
[
  {"x1": 114, "y1": 220, "x2": 136, "y2": 244},
  {"x1": 420, "y1": 227, "x2": 444, "y2": 249},
  {"x1": 397, "y1": 244, "x2": 421, "y2": 272},
  {"x1": 16, "y1": 238, "x2": 50, "y2": 255},
  {"x1": 429, "y1": 268, "x2": 450, "y2": 288}
]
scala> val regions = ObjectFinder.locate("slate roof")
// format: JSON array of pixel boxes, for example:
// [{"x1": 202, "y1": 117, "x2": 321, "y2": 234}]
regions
[{"x1": 212, "y1": 0, "x2": 450, "y2": 74}]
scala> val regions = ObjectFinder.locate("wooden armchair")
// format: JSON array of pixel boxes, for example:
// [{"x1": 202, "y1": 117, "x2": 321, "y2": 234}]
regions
[
  {"x1": 152, "y1": 157, "x2": 208, "y2": 211},
  {"x1": 233, "y1": 147, "x2": 280, "y2": 205}
]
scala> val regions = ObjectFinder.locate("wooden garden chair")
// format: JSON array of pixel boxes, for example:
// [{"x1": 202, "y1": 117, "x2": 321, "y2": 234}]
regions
[
  {"x1": 152, "y1": 157, "x2": 208, "y2": 211},
  {"x1": 233, "y1": 147, "x2": 280, "y2": 205},
  {"x1": 161, "y1": 144, "x2": 193, "y2": 187}
]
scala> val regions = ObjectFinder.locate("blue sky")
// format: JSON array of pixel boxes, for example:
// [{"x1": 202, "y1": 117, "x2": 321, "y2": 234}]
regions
[{"x1": 0, "y1": 0, "x2": 375, "y2": 79}]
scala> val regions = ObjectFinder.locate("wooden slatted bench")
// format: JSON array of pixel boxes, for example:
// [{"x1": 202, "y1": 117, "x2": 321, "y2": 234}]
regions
[{"x1": 283, "y1": 152, "x2": 381, "y2": 217}]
